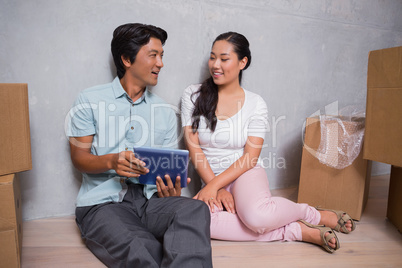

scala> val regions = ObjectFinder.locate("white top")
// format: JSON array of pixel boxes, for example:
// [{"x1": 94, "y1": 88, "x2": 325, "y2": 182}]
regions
[{"x1": 181, "y1": 84, "x2": 269, "y2": 175}]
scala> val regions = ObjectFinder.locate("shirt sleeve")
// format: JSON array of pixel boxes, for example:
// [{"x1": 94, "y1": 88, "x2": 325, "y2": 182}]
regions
[
  {"x1": 247, "y1": 95, "x2": 268, "y2": 139},
  {"x1": 65, "y1": 92, "x2": 96, "y2": 137},
  {"x1": 180, "y1": 85, "x2": 199, "y2": 127}
]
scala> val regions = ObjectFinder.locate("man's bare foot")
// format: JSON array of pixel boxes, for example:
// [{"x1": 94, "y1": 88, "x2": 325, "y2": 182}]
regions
[{"x1": 298, "y1": 221, "x2": 339, "y2": 253}]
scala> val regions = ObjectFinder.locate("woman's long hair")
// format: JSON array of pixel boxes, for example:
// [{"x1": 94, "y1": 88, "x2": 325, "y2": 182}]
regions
[{"x1": 191, "y1": 32, "x2": 251, "y2": 132}]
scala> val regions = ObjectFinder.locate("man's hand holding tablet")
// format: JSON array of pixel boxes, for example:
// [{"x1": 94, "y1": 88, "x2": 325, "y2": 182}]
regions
[{"x1": 133, "y1": 147, "x2": 190, "y2": 188}]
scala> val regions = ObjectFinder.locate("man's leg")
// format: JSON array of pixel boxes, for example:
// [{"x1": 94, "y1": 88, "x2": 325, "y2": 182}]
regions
[
  {"x1": 143, "y1": 196, "x2": 212, "y2": 268},
  {"x1": 76, "y1": 189, "x2": 163, "y2": 267}
]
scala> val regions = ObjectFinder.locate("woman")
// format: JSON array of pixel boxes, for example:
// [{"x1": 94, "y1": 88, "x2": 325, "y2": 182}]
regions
[{"x1": 179, "y1": 32, "x2": 355, "y2": 253}]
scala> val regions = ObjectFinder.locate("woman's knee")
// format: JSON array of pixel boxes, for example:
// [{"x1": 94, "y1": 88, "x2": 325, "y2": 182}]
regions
[{"x1": 238, "y1": 204, "x2": 278, "y2": 234}]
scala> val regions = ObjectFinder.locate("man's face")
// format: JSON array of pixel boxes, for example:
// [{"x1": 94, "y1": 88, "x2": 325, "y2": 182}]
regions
[{"x1": 125, "y1": 37, "x2": 164, "y2": 88}]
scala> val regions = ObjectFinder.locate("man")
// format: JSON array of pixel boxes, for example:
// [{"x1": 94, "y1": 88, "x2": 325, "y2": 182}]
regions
[{"x1": 66, "y1": 23, "x2": 212, "y2": 267}]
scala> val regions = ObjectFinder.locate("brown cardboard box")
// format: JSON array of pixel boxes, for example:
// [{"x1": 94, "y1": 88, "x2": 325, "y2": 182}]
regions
[
  {"x1": 0, "y1": 229, "x2": 19, "y2": 268},
  {"x1": 298, "y1": 117, "x2": 371, "y2": 220},
  {"x1": 0, "y1": 174, "x2": 22, "y2": 268},
  {"x1": 364, "y1": 46, "x2": 402, "y2": 167},
  {"x1": 387, "y1": 166, "x2": 402, "y2": 232},
  {"x1": 0, "y1": 83, "x2": 32, "y2": 176}
]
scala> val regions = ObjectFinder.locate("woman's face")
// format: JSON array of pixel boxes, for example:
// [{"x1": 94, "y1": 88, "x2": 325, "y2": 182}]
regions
[{"x1": 208, "y1": 40, "x2": 247, "y2": 87}]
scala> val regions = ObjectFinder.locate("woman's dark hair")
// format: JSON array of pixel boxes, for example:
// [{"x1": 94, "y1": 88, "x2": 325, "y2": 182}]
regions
[
  {"x1": 111, "y1": 23, "x2": 168, "y2": 79},
  {"x1": 191, "y1": 32, "x2": 251, "y2": 132}
]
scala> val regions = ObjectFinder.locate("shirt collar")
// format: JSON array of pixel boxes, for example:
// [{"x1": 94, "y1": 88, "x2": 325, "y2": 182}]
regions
[{"x1": 112, "y1": 76, "x2": 148, "y2": 104}]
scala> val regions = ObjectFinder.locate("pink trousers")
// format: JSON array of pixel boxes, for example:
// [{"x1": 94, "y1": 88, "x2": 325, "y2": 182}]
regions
[{"x1": 210, "y1": 165, "x2": 321, "y2": 242}]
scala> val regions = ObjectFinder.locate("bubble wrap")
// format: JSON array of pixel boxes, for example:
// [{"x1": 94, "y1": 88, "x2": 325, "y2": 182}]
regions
[{"x1": 316, "y1": 114, "x2": 365, "y2": 169}]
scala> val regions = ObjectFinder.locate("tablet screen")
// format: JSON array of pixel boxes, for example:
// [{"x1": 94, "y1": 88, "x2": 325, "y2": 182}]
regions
[{"x1": 133, "y1": 147, "x2": 189, "y2": 188}]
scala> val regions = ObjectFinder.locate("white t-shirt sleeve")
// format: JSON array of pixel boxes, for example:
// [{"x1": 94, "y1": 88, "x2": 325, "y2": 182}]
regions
[
  {"x1": 247, "y1": 95, "x2": 268, "y2": 139},
  {"x1": 181, "y1": 84, "x2": 200, "y2": 127}
]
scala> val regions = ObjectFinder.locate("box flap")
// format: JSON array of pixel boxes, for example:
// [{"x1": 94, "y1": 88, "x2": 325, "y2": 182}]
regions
[
  {"x1": 364, "y1": 88, "x2": 402, "y2": 166},
  {"x1": 0, "y1": 174, "x2": 18, "y2": 230},
  {"x1": 0, "y1": 83, "x2": 32, "y2": 176},
  {"x1": 367, "y1": 46, "x2": 402, "y2": 88},
  {"x1": 0, "y1": 174, "x2": 15, "y2": 185}
]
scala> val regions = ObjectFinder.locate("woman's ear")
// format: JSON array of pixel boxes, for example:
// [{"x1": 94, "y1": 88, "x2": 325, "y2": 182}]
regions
[{"x1": 239, "y1": 57, "x2": 248, "y2": 70}]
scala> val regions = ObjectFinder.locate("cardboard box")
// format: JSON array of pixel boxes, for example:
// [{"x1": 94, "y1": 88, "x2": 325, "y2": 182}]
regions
[
  {"x1": 0, "y1": 174, "x2": 22, "y2": 268},
  {"x1": 363, "y1": 46, "x2": 402, "y2": 167},
  {"x1": 0, "y1": 83, "x2": 32, "y2": 176},
  {"x1": 387, "y1": 166, "x2": 402, "y2": 232},
  {"x1": 0, "y1": 229, "x2": 19, "y2": 268},
  {"x1": 298, "y1": 117, "x2": 371, "y2": 220}
]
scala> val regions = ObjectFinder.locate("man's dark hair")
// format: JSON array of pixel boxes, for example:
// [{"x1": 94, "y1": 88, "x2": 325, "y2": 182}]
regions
[{"x1": 111, "y1": 23, "x2": 168, "y2": 79}]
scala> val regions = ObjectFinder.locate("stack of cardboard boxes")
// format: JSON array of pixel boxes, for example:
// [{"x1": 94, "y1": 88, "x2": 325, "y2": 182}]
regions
[
  {"x1": 363, "y1": 46, "x2": 402, "y2": 231},
  {"x1": 0, "y1": 84, "x2": 32, "y2": 267},
  {"x1": 298, "y1": 46, "x2": 402, "y2": 230}
]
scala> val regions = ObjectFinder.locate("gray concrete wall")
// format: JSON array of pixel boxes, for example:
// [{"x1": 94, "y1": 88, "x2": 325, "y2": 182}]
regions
[{"x1": 1, "y1": 0, "x2": 400, "y2": 220}]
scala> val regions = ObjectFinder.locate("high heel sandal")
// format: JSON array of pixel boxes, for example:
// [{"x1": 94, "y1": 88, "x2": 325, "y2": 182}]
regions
[
  {"x1": 316, "y1": 207, "x2": 356, "y2": 234},
  {"x1": 299, "y1": 220, "x2": 340, "y2": 253}
]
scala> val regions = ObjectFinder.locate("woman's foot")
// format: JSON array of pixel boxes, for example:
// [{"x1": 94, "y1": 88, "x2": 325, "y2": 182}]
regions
[
  {"x1": 317, "y1": 208, "x2": 356, "y2": 234},
  {"x1": 298, "y1": 220, "x2": 340, "y2": 253}
]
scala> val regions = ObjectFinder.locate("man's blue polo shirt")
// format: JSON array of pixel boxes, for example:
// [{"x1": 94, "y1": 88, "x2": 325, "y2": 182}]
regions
[{"x1": 66, "y1": 77, "x2": 178, "y2": 207}]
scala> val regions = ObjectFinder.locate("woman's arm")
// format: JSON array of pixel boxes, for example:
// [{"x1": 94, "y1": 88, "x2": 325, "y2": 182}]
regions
[
  {"x1": 183, "y1": 126, "x2": 215, "y2": 184},
  {"x1": 184, "y1": 126, "x2": 264, "y2": 212},
  {"x1": 197, "y1": 135, "x2": 264, "y2": 210},
  {"x1": 184, "y1": 126, "x2": 227, "y2": 210},
  {"x1": 206, "y1": 135, "x2": 264, "y2": 190}
]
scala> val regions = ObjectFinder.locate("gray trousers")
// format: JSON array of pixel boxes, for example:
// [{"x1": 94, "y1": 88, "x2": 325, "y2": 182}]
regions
[{"x1": 76, "y1": 183, "x2": 212, "y2": 268}]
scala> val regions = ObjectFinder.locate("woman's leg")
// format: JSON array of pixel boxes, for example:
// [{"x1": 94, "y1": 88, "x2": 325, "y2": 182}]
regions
[
  {"x1": 231, "y1": 165, "x2": 321, "y2": 234},
  {"x1": 210, "y1": 166, "x2": 321, "y2": 242},
  {"x1": 210, "y1": 209, "x2": 302, "y2": 241},
  {"x1": 210, "y1": 207, "x2": 339, "y2": 250}
]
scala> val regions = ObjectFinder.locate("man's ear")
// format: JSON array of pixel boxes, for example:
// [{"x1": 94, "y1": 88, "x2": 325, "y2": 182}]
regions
[{"x1": 121, "y1": 55, "x2": 131, "y2": 67}]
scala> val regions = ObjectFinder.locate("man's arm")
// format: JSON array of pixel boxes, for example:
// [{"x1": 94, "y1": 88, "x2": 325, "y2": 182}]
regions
[{"x1": 69, "y1": 136, "x2": 148, "y2": 177}]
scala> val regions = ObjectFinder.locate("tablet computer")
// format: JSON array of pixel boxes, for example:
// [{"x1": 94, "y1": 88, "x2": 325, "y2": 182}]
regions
[{"x1": 133, "y1": 147, "x2": 189, "y2": 188}]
